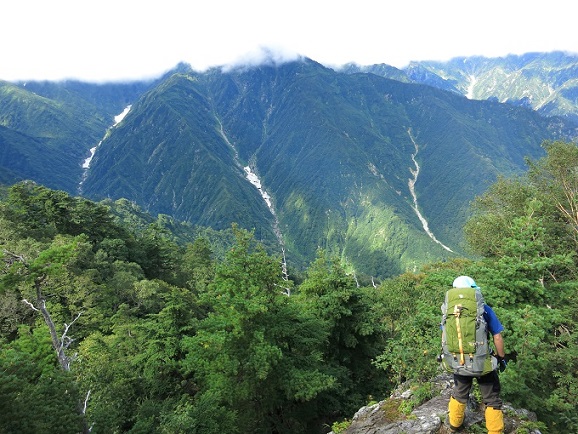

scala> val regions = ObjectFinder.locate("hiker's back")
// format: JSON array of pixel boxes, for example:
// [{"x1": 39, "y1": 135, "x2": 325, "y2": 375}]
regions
[{"x1": 441, "y1": 286, "x2": 494, "y2": 376}]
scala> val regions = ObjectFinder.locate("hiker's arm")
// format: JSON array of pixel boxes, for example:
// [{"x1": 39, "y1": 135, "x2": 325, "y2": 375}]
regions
[{"x1": 493, "y1": 332, "x2": 505, "y2": 358}]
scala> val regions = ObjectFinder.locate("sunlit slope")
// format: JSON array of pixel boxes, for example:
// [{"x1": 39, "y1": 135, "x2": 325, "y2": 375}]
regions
[{"x1": 81, "y1": 60, "x2": 574, "y2": 276}]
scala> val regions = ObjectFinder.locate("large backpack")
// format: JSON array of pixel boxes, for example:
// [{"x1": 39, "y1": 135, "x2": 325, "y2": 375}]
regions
[{"x1": 440, "y1": 287, "x2": 495, "y2": 376}]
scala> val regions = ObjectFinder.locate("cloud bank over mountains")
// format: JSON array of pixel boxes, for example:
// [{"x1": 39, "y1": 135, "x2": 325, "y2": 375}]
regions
[{"x1": 3, "y1": 0, "x2": 578, "y2": 82}]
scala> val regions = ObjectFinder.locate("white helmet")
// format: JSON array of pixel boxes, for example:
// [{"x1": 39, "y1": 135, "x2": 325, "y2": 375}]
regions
[{"x1": 452, "y1": 275, "x2": 479, "y2": 289}]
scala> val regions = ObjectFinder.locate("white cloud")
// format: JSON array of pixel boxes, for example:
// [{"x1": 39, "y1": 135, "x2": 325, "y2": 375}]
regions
[
  {"x1": 2, "y1": 0, "x2": 577, "y2": 82},
  {"x1": 220, "y1": 46, "x2": 302, "y2": 72}
]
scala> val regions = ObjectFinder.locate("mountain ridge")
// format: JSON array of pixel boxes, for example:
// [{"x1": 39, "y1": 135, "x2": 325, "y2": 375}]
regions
[
  {"x1": 2, "y1": 53, "x2": 578, "y2": 277},
  {"x1": 80, "y1": 59, "x2": 576, "y2": 276},
  {"x1": 351, "y1": 51, "x2": 578, "y2": 124}
]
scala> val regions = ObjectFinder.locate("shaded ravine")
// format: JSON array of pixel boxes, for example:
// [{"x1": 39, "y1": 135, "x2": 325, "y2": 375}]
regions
[
  {"x1": 78, "y1": 105, "x2": 132, "y2": 193},
  {"x1": 407, "y1": 130, "x2": 454, "y2": 252},
  {"x1": 216, "y1": 118, "x2": 287, "y2": 251}
]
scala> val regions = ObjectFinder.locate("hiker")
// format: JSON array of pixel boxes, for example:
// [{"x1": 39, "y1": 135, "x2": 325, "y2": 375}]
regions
[{"x1": 441, "y1": 275, "x2": 507, "y2": 434}]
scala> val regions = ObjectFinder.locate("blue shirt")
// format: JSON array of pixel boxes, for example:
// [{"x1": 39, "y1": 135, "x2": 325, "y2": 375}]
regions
[{"x1": 484, "y1": 305, "x2": 504, "y2": 335}]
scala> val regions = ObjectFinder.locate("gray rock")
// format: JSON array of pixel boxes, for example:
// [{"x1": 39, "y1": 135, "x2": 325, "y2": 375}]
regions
[{"x1": 329, "y1": 374, "x2": 542, "y2": 434}]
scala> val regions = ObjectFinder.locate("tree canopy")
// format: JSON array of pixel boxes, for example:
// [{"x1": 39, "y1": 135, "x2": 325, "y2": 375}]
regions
[{"x1": 1, "y1": 140, "x2": 578, "y2": 434}]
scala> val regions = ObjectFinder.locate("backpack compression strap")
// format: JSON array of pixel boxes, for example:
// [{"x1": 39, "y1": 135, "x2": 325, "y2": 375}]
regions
[{"x1": 454, "y1": 304, "x2": 465, "y2": 365}]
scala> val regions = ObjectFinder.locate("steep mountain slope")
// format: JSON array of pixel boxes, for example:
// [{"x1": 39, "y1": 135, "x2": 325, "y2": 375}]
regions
[
  {"x1": 345, "y1": 52, "x2": 578, "y2": 126},
  {"x1": 80, "y1": 59, "x2": 576, "y2": 277},
  {"x1": 0, "y1": 79, "x2": 152, "y2": 192},
  {"x1": 403, "y1": 51, "x2": 578, "y2": 124},
  {"x1": 3, "y1": 55, "x2": 578, "y2": 278},
  {"x1": 81, "y1": 73, "x2": 279, "y2": 245}
]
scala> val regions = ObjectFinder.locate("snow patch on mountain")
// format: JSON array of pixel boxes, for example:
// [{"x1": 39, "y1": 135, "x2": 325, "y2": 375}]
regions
[
  {"x1": 467, "y1": 74, "x2": 477, "y2": 99},
  {"x1": 82, "y1": 144, "x2": 99, "y2": 169},
  {"x1": 114, "y1": 105, "x2": 131, "y2": 124},
  {"x1": 244, "y1": 166, "x2": 274, "y2": 213},
  {"x1": 79, "y1": 105, "x2": 131, "y2": 191}
]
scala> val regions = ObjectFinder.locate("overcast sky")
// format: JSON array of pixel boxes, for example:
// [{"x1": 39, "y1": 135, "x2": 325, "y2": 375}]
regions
[{"x1": 2, "y1": 0, "x2": 576, "y2": 82}]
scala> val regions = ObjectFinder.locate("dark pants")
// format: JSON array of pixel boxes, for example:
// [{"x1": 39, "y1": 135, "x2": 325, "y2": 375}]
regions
[{"x1": 452, "y1": 371, "x2": 502, "y2": 409}]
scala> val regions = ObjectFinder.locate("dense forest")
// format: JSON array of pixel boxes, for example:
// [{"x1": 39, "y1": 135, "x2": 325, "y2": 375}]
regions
[{"x1": 1, "y1": 141, "x2": 577, "y2": 433}]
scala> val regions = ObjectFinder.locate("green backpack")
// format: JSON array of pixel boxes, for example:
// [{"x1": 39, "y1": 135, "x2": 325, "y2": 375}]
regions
[{"x1": 440, "y1": 287, "x2": 495, "y2": 376}]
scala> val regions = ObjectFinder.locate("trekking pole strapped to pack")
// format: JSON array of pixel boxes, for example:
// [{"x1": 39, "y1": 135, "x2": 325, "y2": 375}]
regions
[
  {"x1": 440, "y1": 286, "x2": 494, "y2": 376},
  {"x1": 453, "y1": 304, "x2": 465, "y2": 366}
]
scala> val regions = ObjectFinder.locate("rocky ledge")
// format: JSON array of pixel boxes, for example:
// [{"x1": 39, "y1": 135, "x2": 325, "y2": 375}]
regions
[{"x1": 331, "y1": 374, "x2": 543, "y2": 434}]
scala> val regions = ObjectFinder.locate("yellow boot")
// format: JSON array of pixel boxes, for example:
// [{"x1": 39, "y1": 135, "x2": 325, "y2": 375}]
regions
[
  {"x1": 485, "y1": 406, "x2": 504, "y2": 434},
  {"x1": 448, "y1": 396, "x2": 466, "y2": 431}
]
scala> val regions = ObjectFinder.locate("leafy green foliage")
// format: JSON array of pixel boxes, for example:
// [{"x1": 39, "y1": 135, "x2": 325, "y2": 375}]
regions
[
  {"x1": 298, "y1": 250, "x2": 391, "y2": 414},
  {"x1": 182, "y1": 228, "x2": 337, "y2": 433},
  {"x1": 330, "y1": 418, "x2": 351, "y2": 433},
  {"x1": 446, "y1": 142, "x2": 578, "y2": 432},
  {"x1": 373, "y1": 271, "x2": 441, "y2": 384},
  {"x1": 0, "y1": 181, "x2": 127, "y2": 243},
  {"x1": 2, "y1": 143, "x2": 578, "y2": 434},
  {"x1": 0, "y1": 327, "x2": 83, "y2": 434}
]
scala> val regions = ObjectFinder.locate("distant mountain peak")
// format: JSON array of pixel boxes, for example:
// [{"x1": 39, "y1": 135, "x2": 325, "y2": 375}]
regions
[{"x1": 2, "y1": 52, "x2": 578, "y2": 278}]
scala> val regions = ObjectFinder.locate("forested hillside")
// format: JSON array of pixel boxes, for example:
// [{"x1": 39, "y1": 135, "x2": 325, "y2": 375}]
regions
[
  {"x1": 3, "y1": 57, "x2": 577, "y2": 280},
  {"x1": 0, "y1": 79, "x2": 154, "y2": 192},
  {"x1": 79, "y1": 59, "x2": 577, "y2": 278},
  {"x1": 1, "y1": 141, "x2": 577, "y2": 434}
]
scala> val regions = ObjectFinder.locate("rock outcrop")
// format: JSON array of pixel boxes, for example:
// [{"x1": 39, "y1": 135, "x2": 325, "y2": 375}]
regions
[{"x1": 331, "y1": 374, "x2": 543, "y2": 434}]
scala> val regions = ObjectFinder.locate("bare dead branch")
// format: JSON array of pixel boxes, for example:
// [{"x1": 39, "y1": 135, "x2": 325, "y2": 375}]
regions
[
  {"x1": 281, "y1": 247, "x2": 289, "y2": 282},
  {"x1": 22, "y1": 298, "x2": 40, "y2": 311},
  {"x1": 353, "y1": 272, "x2": 360, "y2": 288},
  {"x1": 60, "y1": 312, "x2": 83, "y2": 351},
  {"x1": 82, "y1": 389, "x2": 91, "y2": 415},
  {"x1": 274, "y1": 283, "x2": 291, "y2": 296},
  {"x1": 81, "y1": 389, "x2": 95, "y2": 433},
  {"x1": 2, "y1": 249, "x2": 28, "y2": 265}
]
